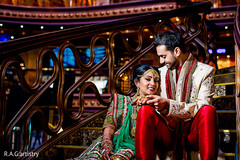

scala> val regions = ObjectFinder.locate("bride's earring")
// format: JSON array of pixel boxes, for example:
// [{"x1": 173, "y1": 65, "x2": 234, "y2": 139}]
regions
[{"x1": 136, "y1": 86, "x2": 140, "y2": 96}]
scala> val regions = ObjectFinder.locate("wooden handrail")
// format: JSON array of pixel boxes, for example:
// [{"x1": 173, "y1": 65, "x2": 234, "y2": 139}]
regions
[
  {"x1": 0, "y1": 1, "x2": 212, "y2": 57},
  {"x1": 0, "y1": 0, "x2": 180, "y2": 25}
]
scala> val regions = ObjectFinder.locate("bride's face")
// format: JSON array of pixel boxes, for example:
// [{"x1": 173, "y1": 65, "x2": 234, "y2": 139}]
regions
[{"x1": 136, "y1": 71, "x2": 159, "y2": 96}]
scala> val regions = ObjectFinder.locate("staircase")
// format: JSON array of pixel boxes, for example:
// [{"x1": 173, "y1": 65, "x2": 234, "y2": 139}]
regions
[
  {"x1": 213, "y1": 66, "x2": 237, "y2": 160},
  {"x1": 47, "y1": 67, "x2": 238, "y2": 160}
]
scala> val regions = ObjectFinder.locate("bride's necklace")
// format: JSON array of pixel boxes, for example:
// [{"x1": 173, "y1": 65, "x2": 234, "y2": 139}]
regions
[{"x1": 130, "y1": 95, "x2": 145, "y2": 137}]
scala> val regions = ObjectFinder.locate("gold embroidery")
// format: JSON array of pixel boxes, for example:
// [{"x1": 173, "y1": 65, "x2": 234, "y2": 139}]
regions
[
  {"x1": 131, "y1": 127, "x2": 136, "y2": 136},
  {"x1": 131, "y1": 113, "x2": 137, "y2": 119},
  {"x1": 137, "y1": 106, "x2": 141, "y2": 112}
]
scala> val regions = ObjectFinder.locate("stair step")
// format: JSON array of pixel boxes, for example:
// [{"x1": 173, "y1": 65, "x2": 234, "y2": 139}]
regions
[
  {"x1": 55, "y1": 145, "x2": 88, "y2": 149},
  {"x1": 223, "y1": 153, "x2": 235, "y2": 157},
  {"x1": 219, "y1": 129, "x2": 237, "y2": 133},
  {"x1": 215, "y1": 66, "x2": 235, "y2": 75},
  {"x1": 213, "y1": 95, "x2": 235, "y2": 98},
  {"x1": 214, "y1": 82, "x2": 235, "y2": 86},
  {"x1": 55, "y1": 145, "x2": 87, "y2": 160},
  {"x1": 216, "y1": 110, "x2": 236, "y2": 113},
  {"x1": 214, "y1": 72, "x2": 235, "y2": 84},
  {"x1": 214, "y1": 72, "x2": 235, "y2": 77},
  {"x1": 80, "y1": 127, "x2": 102, "y2": 130}
]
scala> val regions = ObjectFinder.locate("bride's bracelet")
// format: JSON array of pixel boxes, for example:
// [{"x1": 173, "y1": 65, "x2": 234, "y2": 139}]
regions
[
  {"x1": 102, "y1": 137, "x2": 111, "y2": 141},
  {"x1": 101, "y1": 138, "x2": 113, "y2": 151},
  {"x1": 101, "y1": 147, "x2": 112, "y2": 154}
]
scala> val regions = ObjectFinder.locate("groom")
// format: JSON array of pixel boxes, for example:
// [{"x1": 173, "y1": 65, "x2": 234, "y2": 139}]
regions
[{"x1": 134, "y1": 30, "x2": 219, "y2": 160}]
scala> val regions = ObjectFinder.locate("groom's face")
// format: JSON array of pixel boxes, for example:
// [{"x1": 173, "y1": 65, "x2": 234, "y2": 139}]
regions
[{"x1": 156, "y1": 45, "x2": 178, "y2": 70}]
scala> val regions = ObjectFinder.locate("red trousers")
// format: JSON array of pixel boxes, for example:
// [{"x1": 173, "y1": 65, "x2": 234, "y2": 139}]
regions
[{"x1": 135, "y1": 105, "x2": 219, "y2": 160}]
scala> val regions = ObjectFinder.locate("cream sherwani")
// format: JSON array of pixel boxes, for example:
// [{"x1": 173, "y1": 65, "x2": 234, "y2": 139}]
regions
[{"x1": 159, "y1": 54, "x2": 215, "y2": 119}]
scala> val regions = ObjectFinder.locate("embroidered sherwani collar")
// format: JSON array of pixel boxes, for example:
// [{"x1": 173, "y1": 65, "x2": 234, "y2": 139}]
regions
[{"x1": 166, "y1": 54, "x2": 197, "y2": 103}]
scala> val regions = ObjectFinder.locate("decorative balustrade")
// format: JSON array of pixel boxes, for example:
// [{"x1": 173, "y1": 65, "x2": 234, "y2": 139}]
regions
[{"x1": 0, "y1": 1, "x2": 213, "y2": 159}]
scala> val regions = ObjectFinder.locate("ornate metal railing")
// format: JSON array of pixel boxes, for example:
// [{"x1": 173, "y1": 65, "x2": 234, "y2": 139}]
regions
[{"x1": 0, "y1": 1, "x2": 213, "y2": 159}]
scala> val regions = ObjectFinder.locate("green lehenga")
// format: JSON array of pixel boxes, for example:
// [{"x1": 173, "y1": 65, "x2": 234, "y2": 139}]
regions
[{"x1": 73, "y1": 93, "x2": 137, "y2": 160}]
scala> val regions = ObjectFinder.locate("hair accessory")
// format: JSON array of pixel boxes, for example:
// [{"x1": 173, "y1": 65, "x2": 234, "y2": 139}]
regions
[{"x1": 137, "y1": 67, "x2": 159, "y2": 78}]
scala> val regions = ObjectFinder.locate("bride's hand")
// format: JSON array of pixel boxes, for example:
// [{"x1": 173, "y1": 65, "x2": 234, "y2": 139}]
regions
[
  {"x1": 132, "y1": 96, "x2": 147, "y2": 106},
  {"x1": 101, "y1": 148, "x2": 114, "y2": 160}
]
